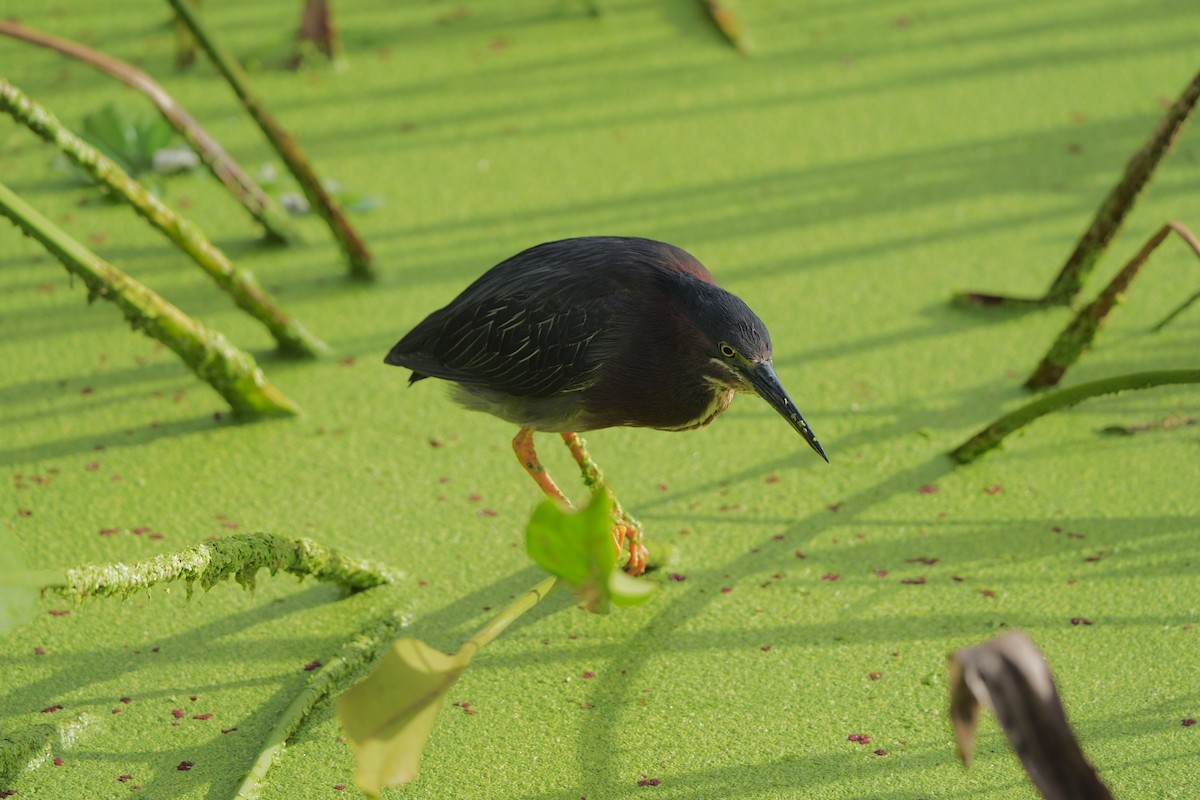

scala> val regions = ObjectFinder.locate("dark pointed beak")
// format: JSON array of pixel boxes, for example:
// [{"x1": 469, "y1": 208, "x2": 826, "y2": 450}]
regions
[{"x1": 744, "y1": 362, "x2": 828, "y2": 463}]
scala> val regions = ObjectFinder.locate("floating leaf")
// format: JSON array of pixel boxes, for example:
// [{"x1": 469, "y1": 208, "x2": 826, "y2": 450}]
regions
[
  {"x1": 79, "y1": 103, "x2": 195, "y2": 177},
  {"x1": 337, "y1": 638, "x2": 471, "y2": 795},
  {"x1": 525, "y1": 489, "x2": 654, "y2": 611},
  {"x1": 949, "y1": 631, "x2": 1113, "y2": 800}
]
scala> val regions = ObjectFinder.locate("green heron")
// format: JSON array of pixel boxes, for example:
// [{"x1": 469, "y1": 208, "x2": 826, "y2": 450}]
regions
[{"x1": 385, "y1": 236, "x2": 827, "y2": 574}]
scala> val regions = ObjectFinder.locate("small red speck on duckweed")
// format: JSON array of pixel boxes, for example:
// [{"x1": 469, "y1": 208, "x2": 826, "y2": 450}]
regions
[
  {"x1": 657, "y1": 483, "x2": 669, "y2": 492},
  {"x1": 984, "y1": 485, "x2": 1002, "y2": 495},
  {"x1": 119, "y1": 697, "x2": 130, "y2": 704},
  {"x1": 86, "y1": 462, "x2": 100, "y2": 471},
  {"x1": 848, "y1": 733, "x2": 871, "y2": 744},
  {"x1": 952, "y1": 575, "x2": 965, "y2": 582},
  {"x1": 48, "y1": 609, "x2": 69, "y2": 617},
  {"x1": 53, "y1": 757, "x2": 63, "y2": 766},
  {"x1": 1071, "y1": 617, "x2": 1093, "y2": 626},
  {"x1": 467, "y1": 493, "x2": 482, "y2": 502},
  {"x1": 339, "y1": 356, "x2": 356, "y2": 366},
  {"x1": 668, "y1": 573, "x2": 686, "y2": 582},
  {"x1": 821, "y1": 573, "x2": 839, "y2": 581},
  {"x1": 906, "y1": 556, "x2": 938, "y2": 565},
  {"x1": 795, "y1": 549, "x2": 807, "y2": 559},
  {"x1": 1052, "y1": 526, "x2": 1063, "y2": 533},
  {"x1": 1084, "y1": 553, "x2": 1104, "y2": 562},
  {"x1": 917, "y1": 485, "x2": 938, "y2": 494},
  {"x1": 1183, "y1": 719, "x2": 1196, "y2": 727},
  {"x1": 761, "y1": 645, "x2": 772, "y2": 652},
  {"x1": 478, "y1": 508, "x2": 498, "y2": 517},
  {"x1": 34, "y1": 647, "x2": 45, "y2": 656},
  {"x1": 720, "y1": 586, "x2": 733, "y2": 593},
  {"x1": 221, "y1": 727, "x2": 238, "y2": 734},
  {"x1": 189, "y1": 695, "x2": 198, "y2": 702},
  {"x1": 873, "y1": 569, "x2": 888, "y2": 578},
  {"x1": 17, "y1": 509, "x2": 32, "y2": 517},
  {"x1": 582, "y1": 671, "x2": 595, "y2": 679},
  {"x1": 827, "y1": 502, "x2": 843, "y2": 512},
  {"x1": 980, "y1": 589, "x2": 996, "y2": 598},
  {"x1": 99, "y1": 527, "x2": 119, "y2": 536},
  {"x1": 111, "y1": 708, "x2": 123, "y2": 714},
  {"x1": 304, "y1": 661, "x2": 322, "y2": 672},
  {"x1": 869, "y1": 672, "x2": 882, "y2": 680},
  {"x1": 41, "y1": 704, "x2": 63, "y2": 713},
  {"x1": 765, "y1": 475, "x2": 779, "y2": 483},
  {"x1": 334, "y1": 785, "x2": 346, "y2": 791},
  {"x1": 679, "y1": 528, "x2": 693, "y2": 536},
  {"x1": 874, "y1": 748, "x2": 888, "y2": 756},
  {"x1": 193, "y1": 713, "x2": 213, "y2": 720},
  {"x1": 118, "y1": 774, "x2": 133, "y2": 782},
  {"x1": 637, "y1": 777, "x2": 661, "y2": 787},
  {"x1": 172, "y1": 709, "x2": 185, "y2": 719},
  {"x1": 1067, "y1": 532, "x2": 1086, "y2": 539},
  {"x1": 177, "y1": 761, "x2": 194, "y2": 771},
  {"x1": 901, "y1": 577, "x2": 926, "y2": 585}
]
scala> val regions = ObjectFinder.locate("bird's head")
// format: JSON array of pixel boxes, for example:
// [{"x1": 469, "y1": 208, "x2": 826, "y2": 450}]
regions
[{"x1": 686, "y1": 283, "x2": 829, "y2": 463}]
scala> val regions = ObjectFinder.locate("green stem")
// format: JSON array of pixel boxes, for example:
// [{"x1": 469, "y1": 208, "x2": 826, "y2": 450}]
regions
[
  {"x1": 950, "y1": 369, "x2": 1200, "y2": 463},
  {"x1": 0, "y1": 18, "x2": 298, "y2": 244},
  {"x1": 0, "y1": 79, "x2": 326, "y2": 358},
  {"x1": 955, "y1": 67, "x2": 1200, "y2": 308},
  {"x1": 0, "y1": 180, "x2": 299, "y2": 417},
  {"x1": 0, "y1": 713, "x2": 96, "y2": 785},
  {"x1": 235, "y1": 611, "x2": 408, "y2": 799},
  {"x1": 41, "y1": 533, "x2": 399, "y2": 602},
  {"x1": 166, "y1": 0, "x2": 375, "y2": 280},
  {"x1": 1026, "y1": 221, "x2": 1200, "y2": 388},
  {"x1": 461, "y1": 575, "x2": 558, "y2": 657}
]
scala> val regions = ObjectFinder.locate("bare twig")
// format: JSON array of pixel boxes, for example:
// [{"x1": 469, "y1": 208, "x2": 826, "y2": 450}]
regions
[
  {"x1": 1026, "y1": 220, "x2": 1200, "y2": 389},
  {"x1": 957, "y1": 68, "x2": 1200, "y2": 308},
  {"x1": 167, "y1": 0, "x2": 375, "y2": 280},
  {"x1": 0, "y1": 18, "x2": 298, "y2": 244}
]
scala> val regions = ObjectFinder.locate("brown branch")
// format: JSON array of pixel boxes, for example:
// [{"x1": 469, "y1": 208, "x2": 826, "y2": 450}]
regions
[{"x1": 0, "y1": 18, "x2": 298, "y2": 245}]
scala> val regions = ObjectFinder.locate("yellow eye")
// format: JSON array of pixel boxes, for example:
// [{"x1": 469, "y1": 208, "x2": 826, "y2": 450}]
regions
[{"x1": 719, "y1": 343, "x2": 736, "y2": 359}]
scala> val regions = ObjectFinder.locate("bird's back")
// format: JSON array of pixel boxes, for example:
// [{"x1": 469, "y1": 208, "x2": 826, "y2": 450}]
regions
[{"x1": 385, "y1": 237, "x2": 715, "y2": 401}]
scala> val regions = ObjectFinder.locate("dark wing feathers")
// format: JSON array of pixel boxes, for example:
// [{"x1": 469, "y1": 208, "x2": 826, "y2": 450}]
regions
[
  {"x1": 386, "y1": 237, "x2": 710, "y2": 397},
  {"x1": 386, "y1": 291, "x2": 632, "y2": 397}
]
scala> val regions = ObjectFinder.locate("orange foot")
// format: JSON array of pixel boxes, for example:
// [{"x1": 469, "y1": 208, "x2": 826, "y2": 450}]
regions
[{"x1": 613, "y1": 522, "x2": 648, "y2": 576}]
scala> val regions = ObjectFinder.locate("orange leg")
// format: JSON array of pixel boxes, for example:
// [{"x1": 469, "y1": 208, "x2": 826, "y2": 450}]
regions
[
  {"x1": 513, "y1": 426, "x2": 574, "y2": 508},
  {"x1": 560, "y1": 432, "x2": 648, "y2": 576}
]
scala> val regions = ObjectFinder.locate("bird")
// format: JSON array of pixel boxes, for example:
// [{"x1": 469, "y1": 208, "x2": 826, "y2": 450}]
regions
[{"x1": 385, "y1": 236, "x2": 827, "y2": 575}]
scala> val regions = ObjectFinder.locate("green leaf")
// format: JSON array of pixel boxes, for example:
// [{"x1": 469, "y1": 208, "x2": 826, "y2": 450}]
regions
[
  {"x1": 525, "y1": 489, "x2": 654, "y2": 611},
  {"x1": 336, "y1": 638, "x2": 473, "y2": 796}
]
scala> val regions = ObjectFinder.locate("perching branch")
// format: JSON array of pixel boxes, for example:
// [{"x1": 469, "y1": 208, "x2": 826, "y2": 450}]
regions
[
  {"x1": 950, "y1": 369, "x2": 1200, "y2": 463},
  {"x1": 957, "y1": 68, "x2": 1200, "y2": 309},
  {"x1": 0, "y1": 80, "x2": 327, "y2": 359},
  {"x1": 166, "y1": 0, "x2": 375, "y2": 280},
  {"x1": 1026, "y1": 221, "x2": 1200, "y2": 389},
  {"x1": 0, "y1": 18, "x2": 298, "y2": 244},
  {"x1": 0, "y1": 180, "x2": 300, "y2": 418}
]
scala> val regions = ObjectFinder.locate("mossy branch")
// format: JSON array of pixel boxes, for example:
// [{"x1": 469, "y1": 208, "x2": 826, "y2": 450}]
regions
[
  {"x1": 0, "y1": 179, "x2": 299, "y2": 418},
  {"x1": 0, "y1": 79, "x2": 326, "y2": 359},
  {"x1": 0, "y1": 18, "x2": 298, "y2": 244},
  {"x1": 0, "y1": 713, "x2": 96, "y2": 786},
  {"x1": 950, "y1": 369, "x2": 1200, "y2": 463},
  {"x1": 42, "y1": 533, "x2": 400, "y2": 603},
  {"x1": 1026, "y1": 221, "x2": 1200, "y2": 389},
  {"x1": 166, "y1": 0, "x2": 375, "y2": 280},
  {"x1": 956, "y1": 67, "x2": 1200, "y2": 309},
  {"x1": 235, "y1": 610, "x2": 409, "y2": 799}
]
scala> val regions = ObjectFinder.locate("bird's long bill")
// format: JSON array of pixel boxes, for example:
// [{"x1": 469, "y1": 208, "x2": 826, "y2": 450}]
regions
[{"x1": 746, "y1": 362, "x2": 829, "y2": 463}]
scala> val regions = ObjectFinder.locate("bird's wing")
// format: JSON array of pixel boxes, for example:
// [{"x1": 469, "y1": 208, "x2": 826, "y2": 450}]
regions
[{"x1": 386, "y1": 289, "x2": 632, "y2": 397}]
